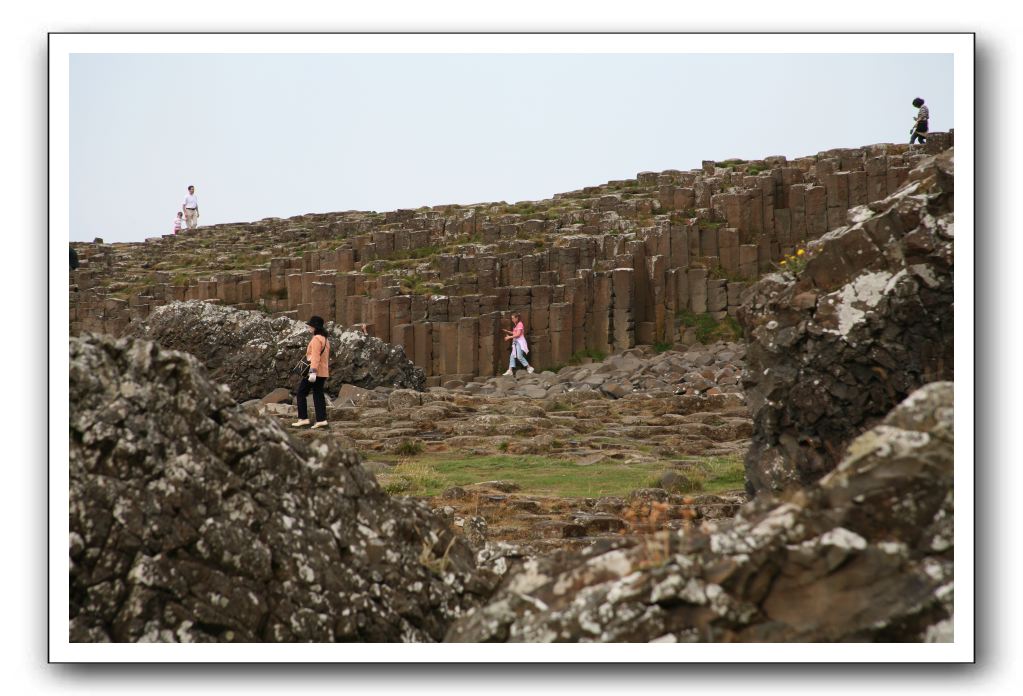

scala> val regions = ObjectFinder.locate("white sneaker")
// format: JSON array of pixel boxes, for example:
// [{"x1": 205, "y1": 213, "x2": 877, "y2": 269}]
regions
[
  {"x1": 527, "y1": 366, "x2": 535, "y2": 374},
  {"x1": 311, "y1": 421, "x2": 328, "y2": 429},
  {"x1": 291, "y1": 419, "x2": 310, "y2": 427},
  {"x1": 502, "y1": 369, "x2": 514, "y2": 376}
]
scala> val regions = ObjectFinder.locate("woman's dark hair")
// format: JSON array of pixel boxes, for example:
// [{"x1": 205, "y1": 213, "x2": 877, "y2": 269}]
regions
[
  {"x1": 912, "y1": 97, "x2": 925, "y2": 107},
  {"x1": 307, "y1": 315, "x2": 328, "y2": 336},
  {"x1": 510, "y1": 312, "x2": 521, "y2": 322}
]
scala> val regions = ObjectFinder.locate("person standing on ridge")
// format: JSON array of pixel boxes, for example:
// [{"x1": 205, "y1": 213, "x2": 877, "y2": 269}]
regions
[
  {"x1": 502, "y1": 311, "x2": 534, "y2": 376},
  {"x1": 910, "y1": 97, "x2": 929, "y2": 145},
  {"x1": 292, "y1": 315, "x2": 330, "y2": 430},
  {"x1": 173, "y1": 211, "x2": 184, "y2": 234},
  {"x1": 182, "y1": 185, "x2": 200, "y2": 229}
]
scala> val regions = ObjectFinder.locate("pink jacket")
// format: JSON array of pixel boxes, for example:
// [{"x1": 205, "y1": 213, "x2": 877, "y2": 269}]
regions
[{"x1": 512, "y1": 321, "x2": 529, "y2": 354}]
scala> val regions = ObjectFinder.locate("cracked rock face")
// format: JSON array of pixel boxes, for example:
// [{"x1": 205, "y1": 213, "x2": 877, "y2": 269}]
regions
[
  {"x1": 69, "y1": 333, "x2": 489, "y2": 643},
  {"x1": 444, "y1": 382, "x2": 953, "y2": 643},
  {"x1": 738, "y1": 149, "x2": 954, "y2": 494},
  {"x1": 128, "y1": 300, "x2": 425, "y2": 401}
]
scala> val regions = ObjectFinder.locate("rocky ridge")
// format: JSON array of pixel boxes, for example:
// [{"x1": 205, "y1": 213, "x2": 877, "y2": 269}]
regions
[
  {"x1": 70, "y1": 333, "x2": 489, "y2": 642},
  {"x1": 70, "y1": 136, "x2": 953, "y2": 386},
  {"x1": 128, "y1": 300, "x2": 426, "y2": 401},
  {"x1": 739, "y1": 148, "x2": 954, "y2": 494}
]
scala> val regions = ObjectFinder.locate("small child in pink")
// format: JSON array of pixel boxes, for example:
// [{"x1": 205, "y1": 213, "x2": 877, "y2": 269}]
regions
[{"x1": 173, "y1": 211, "x2": 184, "y2": 234}]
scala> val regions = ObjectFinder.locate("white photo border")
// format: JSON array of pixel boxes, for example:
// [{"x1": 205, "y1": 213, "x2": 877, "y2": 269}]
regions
[{"x1": 50, "y1": 31, "x2": 974, "y2": 664}]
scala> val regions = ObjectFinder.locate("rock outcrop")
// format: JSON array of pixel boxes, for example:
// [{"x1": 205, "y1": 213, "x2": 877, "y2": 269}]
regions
[
  {"x1": 444, "y1": 381, "x2": 954, "y2": 643},
  {"x1": 69, "y1": 333, "x2": 488, "y2": 643},
  {"x1": 128, "y1": 300, "x2": 425, "y2": 401},
  {"x1": 738, "y1": 149, "x2": 954, "y2": 494}
]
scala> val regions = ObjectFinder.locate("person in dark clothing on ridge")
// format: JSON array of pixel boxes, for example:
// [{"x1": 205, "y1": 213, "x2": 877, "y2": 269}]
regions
[
  {"x1": 910, "y1": 97, "x2": 929, "y2": 145},
  {"x1": 70, "y1": 247, "x2": 79, "y2": 271}
]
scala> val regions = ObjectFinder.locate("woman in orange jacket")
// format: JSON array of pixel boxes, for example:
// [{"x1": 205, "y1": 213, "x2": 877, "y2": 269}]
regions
[{"x1": 292, "y1": 315, "x2": 330, "y2": 429}]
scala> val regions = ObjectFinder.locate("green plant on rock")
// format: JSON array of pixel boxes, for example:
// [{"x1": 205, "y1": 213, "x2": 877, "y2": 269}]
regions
[
  {"x1": 653, "y1": 341, "x2": 673, "y2": 354},
  {"x1": 775, "y1": 244, "x2": 812, "y2": 275},
  {"x1": 708, "y1": 265, "x2": 745, "y2": 283},
  {"x1": 676, "y1": 309, "x2": 743, "y2": 343}
]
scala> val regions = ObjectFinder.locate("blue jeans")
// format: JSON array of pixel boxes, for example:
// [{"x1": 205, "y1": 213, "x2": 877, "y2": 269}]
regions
[{"x1": 509, "y1": 342, "x2": 530, "y2": 370}]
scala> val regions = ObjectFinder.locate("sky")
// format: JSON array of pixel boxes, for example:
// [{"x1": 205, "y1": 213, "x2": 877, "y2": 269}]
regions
[{"x1": 69, "y1": 52, "x2": 953, "y2": 243}]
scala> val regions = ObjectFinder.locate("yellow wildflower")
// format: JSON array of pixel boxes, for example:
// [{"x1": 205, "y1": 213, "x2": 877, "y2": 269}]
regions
[
  {"x1": 780, "y1": 259, "x2": 787, "y2": 266},
  {"x1": 797, "y1": 249, "x2": 805, "y2": 256}
]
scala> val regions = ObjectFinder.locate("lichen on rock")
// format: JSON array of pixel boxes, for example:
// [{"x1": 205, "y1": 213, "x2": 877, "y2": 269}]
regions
[
  {"x1": 738, "y1": 149, "x2": 954, "y2": 494},
  {"x1": 70, "y1": 333, "x2": 491, "y2": 642},
  {"x1": 444, "y1": 382, "x2": 954, "y2": 643},
  {"x1": 128, "y1": 300, "x2": 426, "y2": 402}
]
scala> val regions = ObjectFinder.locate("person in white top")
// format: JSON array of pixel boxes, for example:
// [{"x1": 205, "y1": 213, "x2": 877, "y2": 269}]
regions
[
  {"x1": 173, "y1": 211, "x2": 183, "y2": 234},
  {"x1": 182, "y1": 185, "x2": 200, "y2": 229}
]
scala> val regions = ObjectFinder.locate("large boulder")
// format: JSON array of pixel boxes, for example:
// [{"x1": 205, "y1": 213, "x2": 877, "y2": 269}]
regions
[
  {"x1": 738, "y1": 149, "x2": 954, "y2": 494},
  {"x1": 128, "y1": 301, "x2": 425, "y2": 401},
  {"x1": 445, "y1": 382, "x2": 954, "y2": 643},
  {"x1": 69, "y1": 333, "x2": 490, "y2": 642}
]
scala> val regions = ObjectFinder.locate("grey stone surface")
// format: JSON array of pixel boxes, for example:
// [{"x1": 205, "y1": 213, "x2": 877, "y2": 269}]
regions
[
  {"x1": 445, "y1": 382, "x2": 954, "y2": 643},
  {"x1": 129, "y1": 300, "x2": 425, "y2": 401},
  {"x1": 738, "y1": 149, "x2": 954, "y2": 494},
  {"x1": 69, "y1": 333, "x2": 491, "y2": 643}
]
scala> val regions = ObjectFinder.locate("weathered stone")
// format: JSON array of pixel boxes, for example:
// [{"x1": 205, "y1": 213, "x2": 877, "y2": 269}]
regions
[
  {"x1": 446, "y1": 382, "x2": 954, "y2": 643},
  {"x1": 129, "y1": 301, "x2": 425, "y2": 401},
  {"x1": 70, "y1": 333, "x2": 491, "y2": 643},
  {"x1": 738, "y1": 149, "x2": 954, "y2": 494}
]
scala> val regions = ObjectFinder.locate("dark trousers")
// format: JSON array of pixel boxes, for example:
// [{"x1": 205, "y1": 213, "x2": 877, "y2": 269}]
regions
[
  {"x1": 295, "y1": 376, "x2": 327, "y2": 423},
  {"x1": 910, "y1": 120, "x2": 929, "y2": 144}
]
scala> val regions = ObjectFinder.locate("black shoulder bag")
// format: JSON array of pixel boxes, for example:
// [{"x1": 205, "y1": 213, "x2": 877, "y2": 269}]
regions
[{"x1": 288, "y1": 336, "x2": 327, "y2": 395}]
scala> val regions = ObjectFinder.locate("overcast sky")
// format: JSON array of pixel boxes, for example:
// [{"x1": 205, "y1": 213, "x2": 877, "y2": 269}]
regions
[{"x1": 69, "y1": 52, "x2": 953, "y2": 243}]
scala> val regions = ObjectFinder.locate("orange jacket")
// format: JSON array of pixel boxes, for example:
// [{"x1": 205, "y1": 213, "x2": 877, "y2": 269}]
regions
[{"x1": 306, "y1": 335, "x2": 330, "y2": 377}]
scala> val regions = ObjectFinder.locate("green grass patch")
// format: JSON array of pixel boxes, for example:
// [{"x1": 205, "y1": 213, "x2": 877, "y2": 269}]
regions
[
  {"x1": 677, "y1": 310, "x2": 743, "y2": 343},
  {"x1": 376, "y1": 453, "x2": 744, "y2": 498},
  {"x1": 653, "y1": 341, "x2": 673, "y2": 354},
  {"x1": 380, "y1": 459, "x2": 445, "y2": 495},
  {"x1": 393, "y1": 439, "x2": 424, "y2": 456},
  {"x1": 568, "y1": 348, "x2": 606, "y2": 365},
  {"x1": 708, "y1": 264, "x2": 746, "y2": 283},
  {"x1": 398, "y1": 274, "x2": 436, "y2": 296}
]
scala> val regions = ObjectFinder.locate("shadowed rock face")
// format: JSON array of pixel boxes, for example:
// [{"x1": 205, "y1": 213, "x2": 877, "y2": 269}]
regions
[
  {"x1": 738, "y1": 149, "x2": 954, "y2": 494},
  {"x1": 128, "y1": 300, "x2": 425, "y2": 401},
  {"x1": 444, "y1": 382, "x2": 953, "y2": 643},
  {"x1": 69, "y1": 333, "x2": 489, "y2": 643}
]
